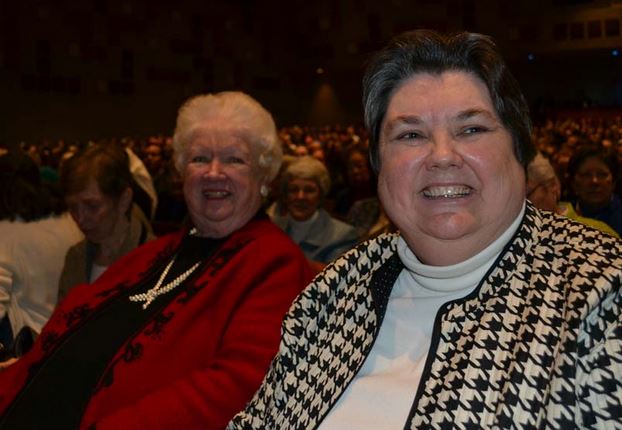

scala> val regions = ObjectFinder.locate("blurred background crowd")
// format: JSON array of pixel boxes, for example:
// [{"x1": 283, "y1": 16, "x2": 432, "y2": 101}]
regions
[{"x1": 3, "y1": 113, "x2": 622, "y2": 239}]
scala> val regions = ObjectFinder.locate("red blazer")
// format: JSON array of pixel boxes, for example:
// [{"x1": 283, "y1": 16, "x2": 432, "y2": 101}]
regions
[{"x1": 0, "y1": 218, "x2": 315, "y2": 429}]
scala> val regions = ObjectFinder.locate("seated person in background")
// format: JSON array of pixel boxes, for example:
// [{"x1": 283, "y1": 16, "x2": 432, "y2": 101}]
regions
[
  {"x1": 57, "y1": 143, "x2": 155, "y2": 301},
  {"x1": 527, "y1": 151, "x2": 619, "y2": 237},
  {"x1": 264, "y1": 154, "x2": 296, "y2": 222},
  {"x1": 338, "y1": 147, "x2": 382, "y2": 237},
  {"x1": 0, "y1": 151, "x2": 82, "y2": 359},
  {"x1": 0, "y1": 91, "x2": 315, "y2": 429},
  {"x1": 271, "y1": 156, "x2": 358, "y2": 267},
  {"x1": 229, "y1": 30, "x2": 622, "y2": 429},
  {"x1": 144, "y1": 141, "x2": 189, "y2": 234},
  {"x1": 567, "y1": 144, "x2": 622, "y2": 236},
  {"x1": 332, "y1": 147, "x2": 378, "y2": 224},
  {"x1": 126, "y1": 145, "x2": 158, "y2": 221}
]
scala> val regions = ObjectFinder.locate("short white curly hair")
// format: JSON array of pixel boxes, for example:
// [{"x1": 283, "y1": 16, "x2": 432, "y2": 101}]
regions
[
  {"x1": 172, "y1": 91, "x2": 282, "y2": 182},
  {"x1": 283, "y1": 156, "x2": 331, "y2": 198}
]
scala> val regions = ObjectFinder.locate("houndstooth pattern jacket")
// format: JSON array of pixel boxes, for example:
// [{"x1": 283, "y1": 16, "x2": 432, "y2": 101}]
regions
[{"x1": 229, "y1": 203, "x2": 622, "y2": 429}]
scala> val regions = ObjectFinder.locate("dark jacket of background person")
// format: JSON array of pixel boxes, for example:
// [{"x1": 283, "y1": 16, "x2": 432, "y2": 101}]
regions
[
  {"x1": 332, "y1": 147, "x2": 381, "y2": 236},
  {"x1": 0, "y1": 151, "x2": 82, "y2": 349}
]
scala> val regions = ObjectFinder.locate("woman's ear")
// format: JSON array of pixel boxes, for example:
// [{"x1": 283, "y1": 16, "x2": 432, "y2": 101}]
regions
[
  {"x1": 260, "y1": 183, "x2": 269, "y2": 198},
  {"x1": 119, "y1": 187, "x2": 134, "y2": 216}
]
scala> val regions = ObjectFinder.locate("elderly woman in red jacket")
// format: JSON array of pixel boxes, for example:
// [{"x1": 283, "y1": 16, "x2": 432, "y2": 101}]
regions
[{"x1": 0, "y1": 92, "x2": 314, "y2": 430}]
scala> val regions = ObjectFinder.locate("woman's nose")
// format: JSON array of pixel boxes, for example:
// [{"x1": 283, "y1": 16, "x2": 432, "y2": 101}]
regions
[
  {"x1": 205, "y1": 159, "x2": 223, "y2": 176},
  {"x1": 426, "y1": 134, "x2": 462, "y2": 169}
]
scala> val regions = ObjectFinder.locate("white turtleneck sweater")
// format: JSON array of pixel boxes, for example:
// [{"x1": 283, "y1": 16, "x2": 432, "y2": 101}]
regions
[{"x1": 319, "y1": 205, "x2": 525, "y2": 429}]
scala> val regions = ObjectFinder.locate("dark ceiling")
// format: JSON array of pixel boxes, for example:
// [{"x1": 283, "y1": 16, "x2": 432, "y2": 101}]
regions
[{"x1": 2, "y1": 0, "x2": 622, "y2": 142}]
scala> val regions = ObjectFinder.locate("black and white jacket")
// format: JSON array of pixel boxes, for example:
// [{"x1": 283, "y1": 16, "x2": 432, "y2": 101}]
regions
[{"x1": 230, "y1": 203, "x2": 622, "y2": 429}]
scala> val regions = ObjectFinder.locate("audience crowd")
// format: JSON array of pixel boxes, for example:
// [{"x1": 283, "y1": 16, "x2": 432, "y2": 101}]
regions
[
  {"x1": 2, "y1": 116, "x2": 622, "y2": 236},
  {"x1": 533, "y1": 116, "x2": 622, "y2": 197},
  {"x1": 4, "y1": 116, "x2": 622, "y2": 238}
]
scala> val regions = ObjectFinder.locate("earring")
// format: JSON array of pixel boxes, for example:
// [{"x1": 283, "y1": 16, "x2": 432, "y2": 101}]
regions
[{"x1": 260, "y1": 184, "x2": 269, "y2": 197}]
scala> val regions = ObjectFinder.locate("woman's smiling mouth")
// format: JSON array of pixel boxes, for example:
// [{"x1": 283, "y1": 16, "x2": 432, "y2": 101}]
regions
[{"x1": 422, "y1": 185, "x2": 472, "y2": 199}]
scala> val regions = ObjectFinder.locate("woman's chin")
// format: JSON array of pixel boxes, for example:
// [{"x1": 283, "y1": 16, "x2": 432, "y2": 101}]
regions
[
  {"x1": 289, "y1": 209, "x2": 316, "y2": 222},
  {"x1": 420, "y1": 213, "x2": 478, "y2": 242}
]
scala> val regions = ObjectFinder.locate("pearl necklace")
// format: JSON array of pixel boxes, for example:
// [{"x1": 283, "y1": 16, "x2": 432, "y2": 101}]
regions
[{"x1": 129, "y1": 228, "x2": 201, "y2": 310}]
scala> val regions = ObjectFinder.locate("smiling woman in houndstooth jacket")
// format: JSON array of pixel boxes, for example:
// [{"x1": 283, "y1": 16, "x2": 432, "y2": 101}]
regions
[{"x1": 229, "y1": 30, "x2": 622, "y2": 429}]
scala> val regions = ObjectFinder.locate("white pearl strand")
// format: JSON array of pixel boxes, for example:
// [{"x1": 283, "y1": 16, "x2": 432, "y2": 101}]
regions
[{"x1": 129, "y1": 228, "x2": 201, "y2": 310}]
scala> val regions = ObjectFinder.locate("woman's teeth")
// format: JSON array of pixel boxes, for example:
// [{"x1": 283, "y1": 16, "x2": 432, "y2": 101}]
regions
[
  {"x1": 203, "y1": 190, "x2": 230, "y2": 198},
  {"x1": 422, "y1": 186, "x2": 471, "y2": 199}
]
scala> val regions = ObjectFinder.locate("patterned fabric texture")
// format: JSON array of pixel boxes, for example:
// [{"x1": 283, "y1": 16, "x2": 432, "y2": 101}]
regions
[{"x1": 229, "y1": 203, "x2": 622, "y2": 429}]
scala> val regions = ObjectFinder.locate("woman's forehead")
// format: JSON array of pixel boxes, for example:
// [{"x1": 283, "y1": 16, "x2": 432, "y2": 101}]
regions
[
  {"x1": 188, "y1": 127, "x2": 253, "y2": 151},
  {"x1": 384, "y1": 71, "x2": 497, "y2": 124},
  {"x1": 66, "y1": 177, "x2": 106, "y2": 200}
]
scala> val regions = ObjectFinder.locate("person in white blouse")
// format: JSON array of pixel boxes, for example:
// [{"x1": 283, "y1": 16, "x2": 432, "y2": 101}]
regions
[
  {"x1": 229, "y1": 30, "x2": 622, "y2": 429},
  {"x1": 0, "y1": 151, "x2": 82, "y2": 359}
]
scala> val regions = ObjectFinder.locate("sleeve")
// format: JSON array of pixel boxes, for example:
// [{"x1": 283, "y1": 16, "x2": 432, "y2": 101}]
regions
[
  {"x1": 227, "y1": 268, "x2": 328, "y2": 429},
  {"x1": 0, "y1": 244, "x2": 14, "y2": 320},
  {"x1": 575, "y1": 278, "x2": 622, "y2": 428},
  {"x1": 92, "y1": 239, "x2": 315, "y2": 430}
]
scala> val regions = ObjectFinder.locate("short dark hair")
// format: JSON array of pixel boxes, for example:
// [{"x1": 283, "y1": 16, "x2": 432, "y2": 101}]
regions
[
  {"x1": 0, "y1": 151, "x2": 60, "y2": 222},
  {"x1": 61, "y1": 143, "x2": 133, "y2": 201},
  {"x1": 567, "y1": 144, "x2": 619, "y2": 188},
  {"x1": 362, "y1": 29, "x2": 535, "y2": 173}
]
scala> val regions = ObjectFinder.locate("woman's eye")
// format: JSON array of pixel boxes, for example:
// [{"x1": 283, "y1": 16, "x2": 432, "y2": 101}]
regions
[
  {"x1": 191, "y1": 155, "x2": 209, "y2": 163},
  {"x1": 461, "y1": 126, "x2": 488, "y2": 135},
  {"x1": 227, "y1": 156, "x2": 245, "y2": 164},
  {"x1": 397, "y1": 131, "x2": 423, "y2": 140}
]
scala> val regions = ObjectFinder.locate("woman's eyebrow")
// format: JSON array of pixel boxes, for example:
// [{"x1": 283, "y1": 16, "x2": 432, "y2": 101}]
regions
[
  {"x1": 455, "y1": 108, "x2": 497, "y2": 121},
  {"x1": 383, "y1": 115, "x2": 424, "y2": 134}
]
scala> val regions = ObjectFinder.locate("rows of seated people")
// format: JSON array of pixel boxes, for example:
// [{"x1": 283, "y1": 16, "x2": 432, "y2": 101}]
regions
[{"x1": 10, "y1": 116, "x2": 622, "y2": 234}]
